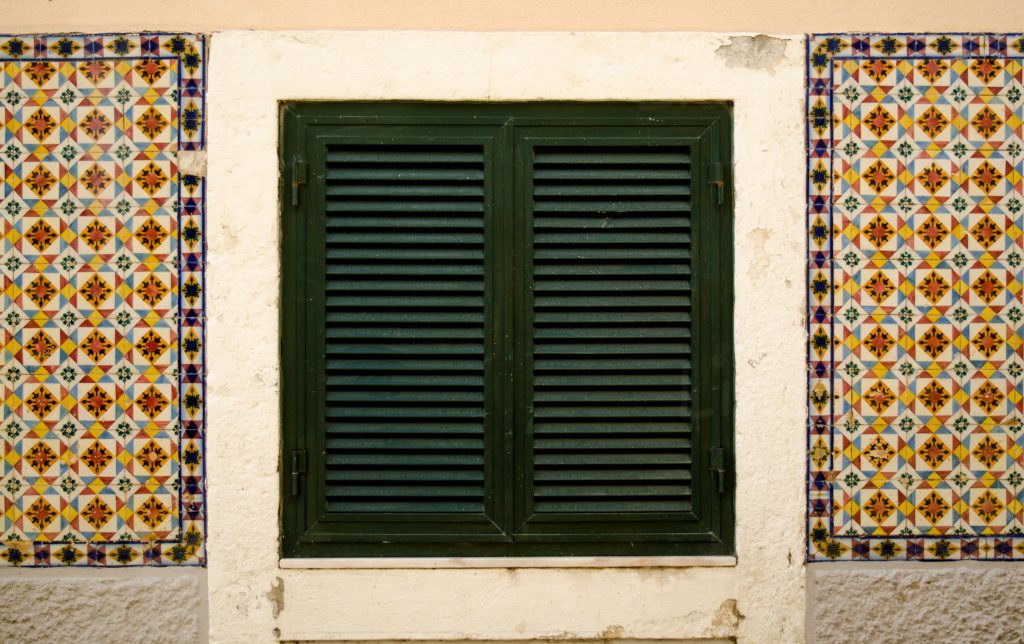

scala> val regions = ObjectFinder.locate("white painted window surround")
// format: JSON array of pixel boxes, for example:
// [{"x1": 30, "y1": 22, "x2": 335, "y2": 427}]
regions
[{"x1": 207, "y1": 31, "x2": 807, "y2": 643}]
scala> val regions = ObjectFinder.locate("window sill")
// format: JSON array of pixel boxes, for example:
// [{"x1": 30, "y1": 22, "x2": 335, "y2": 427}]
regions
[{"x1": 279, "y1": 556, "x2": 737, "y2": 569}]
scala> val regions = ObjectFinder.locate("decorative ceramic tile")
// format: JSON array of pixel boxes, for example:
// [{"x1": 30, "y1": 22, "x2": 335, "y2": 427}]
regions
[
  {"x1": 0, "y1": 34, "x2": 205, "y2": 566},
  {"x1": 808, "y1": 33, "x2": 1024, "y2": 561}
]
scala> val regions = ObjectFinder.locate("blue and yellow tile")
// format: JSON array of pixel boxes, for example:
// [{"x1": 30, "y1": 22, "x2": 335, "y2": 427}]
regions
[{"x1": 0, "y1": 33, "x2": 204, "y2": 566}]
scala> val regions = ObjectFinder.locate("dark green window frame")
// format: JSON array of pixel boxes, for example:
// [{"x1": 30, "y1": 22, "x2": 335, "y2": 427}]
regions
[{"x1": 281, "y1": 102, "x2": 734, "y2": 558}]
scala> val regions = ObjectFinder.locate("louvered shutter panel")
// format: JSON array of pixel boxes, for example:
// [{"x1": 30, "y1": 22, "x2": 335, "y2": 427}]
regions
[
  {"x1": 517, "y1": 132, "x2": 710, "y2": 539},
  {"x1": 285, "y1": 127, "x2": 516, "y2": 552},
  {"x1": 322, "y1": 144, "x2": 490, "y2": 514},
  {"x1": 283, "y1": 104, "x2": 732, "y2": 557}
]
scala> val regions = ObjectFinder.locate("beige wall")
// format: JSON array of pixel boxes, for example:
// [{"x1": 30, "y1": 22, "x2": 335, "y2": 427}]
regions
[
  {"x1": 2, "y1": 10, "x2": 1023, "y2": 643},
  {"x1": 2, "y1": 0, "x2": 1024, "y2": 33}
]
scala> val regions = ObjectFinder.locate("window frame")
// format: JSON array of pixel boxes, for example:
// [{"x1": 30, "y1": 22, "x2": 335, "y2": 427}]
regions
[{"x1": 280, "y1": 102, "x2": 735, "y2": 558}]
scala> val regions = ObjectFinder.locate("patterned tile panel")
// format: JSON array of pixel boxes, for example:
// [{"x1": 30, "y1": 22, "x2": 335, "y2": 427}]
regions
[
  {"x1": 808, "y1": 33, "x2": 1024, "y2": 561},
  {"x1": 0, "y1": 34, "x2": 205, "y2": 566}
]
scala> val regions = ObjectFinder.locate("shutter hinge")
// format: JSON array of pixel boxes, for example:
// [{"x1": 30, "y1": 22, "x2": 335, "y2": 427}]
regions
[
  {"x1": 709, "y1": 447, "x2": 727, "y2": 494},
  {"x1": 291, "y1": 449, "x2": 307, "y2": 496},
  {"x1": 291, "y1": 160, "x2": 308, "y2": 208},
  {"x1": 707, "y1": 161, "x2": 725, "y2": 207}
]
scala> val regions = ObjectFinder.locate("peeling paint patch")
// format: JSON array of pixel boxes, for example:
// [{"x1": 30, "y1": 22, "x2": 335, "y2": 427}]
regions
[
  {"x1": 178, "y1": 149, "x2": 208, "y2": 177},
  {"x1": 715, "y1": 35, "x2": 787, "y2": 73},
  {"x1": 707, "y1": 598, "x2": 744, "y2": 638},
  {"x1": 597, "y1": 624, "x2": 624, "y2": 639},
  {"x1": 267, "y1": 577, "x2": 285, "y2": 618},
  {"x1": 745, "y1": 226, "x2": 775, "y2": 280}
]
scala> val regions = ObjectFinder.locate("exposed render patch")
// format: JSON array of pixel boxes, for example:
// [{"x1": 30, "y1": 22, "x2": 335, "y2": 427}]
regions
[
  {"x1": 179, "y1": 150, "x2": 208, "y2": 177},
  {"x1": 596, "y1": 625, "x2": 624, "y2": 640},
  {"x1": 267, "y1": 576, "x2": 285, "y2": 618},
  {"x1": 715, "y1": 35, "x2": 787, "y2": 73},
  {"x1": 707, "y1": 598, "x2": 744, "y2": 638}
]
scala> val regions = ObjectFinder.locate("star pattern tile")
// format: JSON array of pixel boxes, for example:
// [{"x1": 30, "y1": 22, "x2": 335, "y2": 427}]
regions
[
  {"x1": 808, "y1": 33, "x2": 1024, "y2": 562},
  {"x1": 1, "y1": 33, "x2": 205, "y2": 567}
]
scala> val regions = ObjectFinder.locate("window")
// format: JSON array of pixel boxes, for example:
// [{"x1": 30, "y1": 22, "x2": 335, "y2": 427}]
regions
[{"x1": 281, "y1": 103, "x2": 733, "y2": 557}]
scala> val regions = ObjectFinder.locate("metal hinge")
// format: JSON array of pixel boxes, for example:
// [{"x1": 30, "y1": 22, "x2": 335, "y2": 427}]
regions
[
  {"x1": 291, "y1": 160, "x2": 308, "y2": 207},
  {"x1": 291, "y1": 449, "x2": 307, "y2": 496},
  {"x1": 709, "y1": 447, "x2": 726, "y2": 494},
  {"x1": 707, "y1": 161, "x2": 725, "y2": 207}
]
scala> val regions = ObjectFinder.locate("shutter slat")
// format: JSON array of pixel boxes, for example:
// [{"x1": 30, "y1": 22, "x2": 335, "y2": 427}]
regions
[
  {"x1": 327, "y1": 185, "x2": 485, "y2": 197},
  {"x1": 534, "y1": 279, "x2": 689, "y2": 292},
  {"x1": 533, "y1": 167, "x2": 691, "y2": 180},
  {"x1": 534, "y1": 327, "x2": 690, "y2": 340},
  {"x1": 533, "y1": 500, "x2": 691, "y2": 512},
  {"x1": 327, "y1": 327, "x2": 483, "y2": 340},
  {"x1": 534, "y1": 184, "x2": 691, "y2": 196},
  {"x1": 534, "y1": 390, "x2": 691, "y2": 403},
  {"x1": 327, "y1": 501, "x2": 482, "y2": 512},
  {"x1": 535, "y1": 231, "x2": 690, "y2": 244},
  {"x1": 533, "y1": 151, "x2": 690, "y2": 164},
  {"x1": 322, "y1": 142, "x2": 489, "y2": 516},
  {"x1": 326, "y1": 231, "x2": 484, "y2": 244},
  {"x1": 328, "y1": 406, "x2": 485, "y2": 418},
  {"x1": 535, "y1": 358, "x2": 691, "y2": 370},
  {"x1": 325, "y1": 295, "x2": 484, "y2": 308},
  {"x1": 326, "y1": 391, "x2": 484, "y2": 403},
  {"x1": 326, "y1": 485, "x2": 484, "y2": 497},
  {"x1": 534, "y1": 263, "x2": 691, "y2": 276},
  {"x1": 534, "y1": 485, "x2": 691, "y2": 497},
  {"x1": 327, "y1": 437, "x2": 483, "y2": 450},
  {"x1": 534, "y1": 453, "x2": 692, "y2": 465},
  {"x1": 534, "y1": 437, "x2": 691, "y2": 449},
  {"x1": 534, "y1": 421, "x2": 689, "y2": 433},
  {"x1": 326, "y1": 168, "x2": 484, "y2": 181},
  {"x1": 535, "y1": 311, "x2": 690, "y2": 324},
  {"x1": 529, "y1": 142, "x2": 695, "y2": 517},
  {"x1": 327, "y1": 422, "x2": 483, "y2": 434},
  {"x1": 533, "y1": 406, "x2": 690, "y2": 419},
  {"x1": 533, "y1": 342, "x2": 690, "y2": 355},
  {"x1": 327, "y1": 200, "x2": 484, "y2": 213},
  {"x1": 326, "y1": 280, "x2": 483, "y2": 292},
  {"x1": 534, "y1": 468, "x2": 691, "y2": 481},
  {"x1": 534, "y1": 295, "x2": 690, "y2": 308},
  {"x1": 327, "y1": 453, "x2": 485, "y2": 466},
  {"x1": 535, "y1": 373, "x2": 691, "y2": 387},
  {"x1": 328, "y1": 263, "x2": 483, "y2": 276},
  {"x1": 534, "y1": 216, "x2": 689, "y2": 229},
  {"x1": 326, "y1": 150, "x2": 483, "y2": 163},
  {"x1": 327, "y1": 311, "x2": 484, "y2": 324},
  {"x1": 328, "y1": 216, "x2": 484, "y2": 229},
  {"x1": 327, "y1": 469, "x2": 483, "y2": 482},
  {"x1": 534, "y1": 248, "x2": 687, "y2": 260},
  {"x1": 327, "y1": 342, "x2": 483, "y2": 355},
  {"x1": 327, "y1": 248, "x2": 484, "y2": 261},
  {"x1": 533, "y1": 201, "x2": 691, "y2": 213}
]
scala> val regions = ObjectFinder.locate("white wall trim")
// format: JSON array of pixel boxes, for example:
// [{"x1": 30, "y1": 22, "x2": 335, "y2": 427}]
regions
[{"x1": 207, "y1": 30, "x2": 808, "y2": 643}]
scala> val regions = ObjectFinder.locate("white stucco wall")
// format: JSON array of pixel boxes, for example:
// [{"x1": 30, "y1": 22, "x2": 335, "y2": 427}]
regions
[{"x1": 206, "y1": 31, "x2": 808, "y2": 643}]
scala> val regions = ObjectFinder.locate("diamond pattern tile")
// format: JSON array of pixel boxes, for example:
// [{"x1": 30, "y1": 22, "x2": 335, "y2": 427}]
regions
[
  {"x1": 809, "y1": 33, "x2": 1024, "y2": 561},
  {"x1": 1, "y1": 34, "x2": 204, "y2": 567}
]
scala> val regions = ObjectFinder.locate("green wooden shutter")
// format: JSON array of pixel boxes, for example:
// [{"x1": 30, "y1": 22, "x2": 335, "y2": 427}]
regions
[
  {"x1": 321, "y1": 143, "x2": 490, "y2": 514},
  {"x1": 282, "y1": 117, "x2": 513, "y2": 555},
  {"x1": 282, "y1": 104, "x2": 733, "y2": 557},
  {"x1": 513, "y1": 124, "x2": 731, "y2": 549}
]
